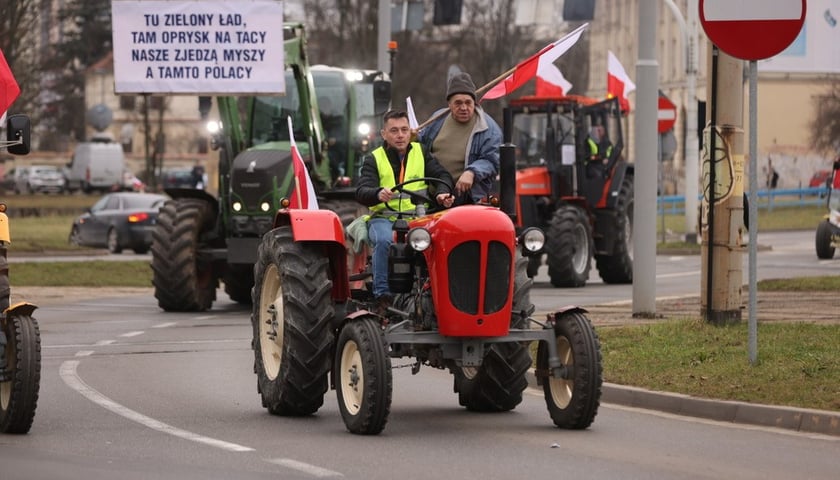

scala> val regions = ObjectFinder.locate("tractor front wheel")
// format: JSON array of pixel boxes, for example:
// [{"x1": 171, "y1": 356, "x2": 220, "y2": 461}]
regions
[
  {"x1": 538, "y1": 310, "x2": 602, "y2": 429},
  {"x1": 252, "y1": 227, "x2": 335, "y2": 416},
  {"x1": 335, "y1": 317, "x2": 392, "y2": 435},
  {"x1": 1, "y1": 314, "x2": 41, "y2": 434},
  {"x1": 546, "y1": 205, "x2": 592, "y2": 288}
]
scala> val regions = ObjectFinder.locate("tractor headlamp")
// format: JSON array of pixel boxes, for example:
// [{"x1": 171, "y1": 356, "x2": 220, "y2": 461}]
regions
[
  {"x1": 520, "y1": 228, "x2": 545, "y2": 253},
  {"x1": 260, "y1": 202, "x2": 271, "y2": 212},
  {"x1": 232, "y1": 201, "x2": 243, "y2": 212},
  {"x1": 407, "y1": 228, "x2": 431, "y2": 251},
  {"x1": 357, "y1": 123, "x2": 371, "y2": 136}
]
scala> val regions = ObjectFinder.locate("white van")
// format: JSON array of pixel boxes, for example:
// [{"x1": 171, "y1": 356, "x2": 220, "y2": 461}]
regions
[{"x1": 65, "y1": 137, "x2": 126, "y2": 193}]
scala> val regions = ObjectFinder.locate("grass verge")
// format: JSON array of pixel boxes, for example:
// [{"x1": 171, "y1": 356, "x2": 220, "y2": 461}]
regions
[{"x1": 11, "y1": 261, "x2": 154, "y2": 287}]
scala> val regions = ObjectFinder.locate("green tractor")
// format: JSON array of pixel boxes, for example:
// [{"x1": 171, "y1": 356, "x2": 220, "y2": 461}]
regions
[{"x1": 150, "y1": 23, "x2": 391, "y2": 311}]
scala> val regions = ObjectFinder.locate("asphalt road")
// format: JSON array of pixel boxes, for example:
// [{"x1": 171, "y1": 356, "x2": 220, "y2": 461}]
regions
[{"x1": 2, "y1": 230, "x2": 837, "y2": 479}]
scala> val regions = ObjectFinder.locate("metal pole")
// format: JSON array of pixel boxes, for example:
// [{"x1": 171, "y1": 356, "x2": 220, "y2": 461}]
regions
[
  {"x1": 685, "y1": 0, "x2": 700, "y2": 243},
  {"x1": 377, "y1": 0, "x2": 391, "y2": 73},
  {"x1": 748, "y1": 60, "x2": 759, "y2": 364},
  {"x1": 633, "y1": 0, "x2": 659, "y2": 316}
]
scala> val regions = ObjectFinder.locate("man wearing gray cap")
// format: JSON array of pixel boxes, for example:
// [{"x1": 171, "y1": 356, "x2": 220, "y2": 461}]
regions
[{"x1": 418, "y1": 72, "x2": 502, "y2": 205}]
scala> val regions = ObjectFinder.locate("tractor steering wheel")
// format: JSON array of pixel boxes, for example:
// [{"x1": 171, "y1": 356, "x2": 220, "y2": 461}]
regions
[{"x1": 384, "y1": 177, "x2": 453, "y2": 214}]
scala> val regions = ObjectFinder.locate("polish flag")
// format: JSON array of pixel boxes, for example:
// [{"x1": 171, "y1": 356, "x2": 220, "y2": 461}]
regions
[
  {"x1": 0, "y1": 49, "x2": 21, "y2": 118},
  {"x1": 607, "y1": 50, "x2": 636, "y2": 113},
  {"x1": 535, "y1": 63, "x2": 572, "y2": 97},
  {"x1": 287, "y1": 116, "x2": 319, "y2": 210},
  {"x1": 481, "y1": 23, "x2": 587, "y2": 101}
]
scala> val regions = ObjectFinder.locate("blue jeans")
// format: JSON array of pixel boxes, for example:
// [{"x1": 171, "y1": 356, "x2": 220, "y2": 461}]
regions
[{"x1": 367, "y1": 217, "x2": 394, "y2": 297}]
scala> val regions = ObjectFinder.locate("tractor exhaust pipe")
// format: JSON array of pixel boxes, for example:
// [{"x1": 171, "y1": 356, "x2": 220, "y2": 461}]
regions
[{"x1": 500, "y1": 107, "x2": 516, "y2": 220}]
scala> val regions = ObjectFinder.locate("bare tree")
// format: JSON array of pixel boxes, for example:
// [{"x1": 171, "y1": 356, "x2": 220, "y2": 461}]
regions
[
  {"x1": 0, "y1": 0, "x2": 39, "y2": 114},
  {"x1": 810, "y1": 80, "x2": 840, "y2": 154}
]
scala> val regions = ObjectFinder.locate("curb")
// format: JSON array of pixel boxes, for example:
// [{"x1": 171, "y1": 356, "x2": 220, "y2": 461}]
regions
[{"x1": 526, "y1": 370, "x2": 840, "y2": 437}]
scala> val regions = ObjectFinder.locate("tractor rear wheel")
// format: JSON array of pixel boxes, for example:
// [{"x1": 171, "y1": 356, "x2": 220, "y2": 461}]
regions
[
  {"x1": 546, "y1": 205, "x2": 592, "y2": 287},
  {"x1": 252, "y1": 226, "x2": 335, "y2": 416},
  {"x1": 595, "y1": 175, "x2": 634, "y2": 283},
  {"x1": 335, "y1": 317, "x2": 392, "y2": 435},
  {"x1": 815, "y1": 220, "x2": 835, "y2": 259},
  {"x1": 538, "y1": 311, "x2": 602, "y2": 429},
  {"x1": 1, "y1": 314, "x2": 41, "y2": 434},
  {"x1": 151, "y1": 198, "x2": 217, "y2": 312}
]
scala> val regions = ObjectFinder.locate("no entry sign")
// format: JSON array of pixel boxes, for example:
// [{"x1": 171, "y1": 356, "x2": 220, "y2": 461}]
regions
[
  {"x1": 658, "y1": 95, "x2": 677, "y2": 133},
  {"x1": 699, "y1": 0, "x2": 806, "y2": 61}
]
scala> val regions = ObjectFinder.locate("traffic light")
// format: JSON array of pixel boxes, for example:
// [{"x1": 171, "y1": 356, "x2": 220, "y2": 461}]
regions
[
  {"x1": 563, "y1": 0, "x2": 596, "y2": 21},
  {"x1": 433, "y1": 0, "x2": 463, "y2": 25}
]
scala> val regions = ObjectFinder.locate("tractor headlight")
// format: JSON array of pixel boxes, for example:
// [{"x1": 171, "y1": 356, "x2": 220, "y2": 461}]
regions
[
  {"x1": 520, "y1": 228, "x2": 545, "y2": 253},
  {"x1": 260, "y1": 202, "x2": 271, "y2": 212},
  {"x1": 407, "y1": 228, "x2": 431, "y2": 251},
  {"x1": 232, "y1": 201, "x2": 243, "y2": 212}
]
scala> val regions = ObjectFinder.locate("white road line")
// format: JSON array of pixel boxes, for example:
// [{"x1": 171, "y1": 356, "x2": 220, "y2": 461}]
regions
[
  {"x1": 120, "y1": 331, "x2": 145, "y2": 338},
  {"x1": 44, "y1": 338, "x2": 248, "y2": 349},
  {"x1": 267, "y1": 458, "x2": 344, "y2": 478},
  {"x1": 657, "y1": 270, "x2": 701, "y2": 279},
  {"x1": 75, "y1": 350, "x2": 94, "y2": 357},
  {"x1": 59, "y1": 360, "x2": 254, "y2": 453},
  {"x1": 152, "y1": 322, "x2": 177, "y2": 328},
  {"x1": 95, "y1": 340, "x2": 115, "y2": 346}
]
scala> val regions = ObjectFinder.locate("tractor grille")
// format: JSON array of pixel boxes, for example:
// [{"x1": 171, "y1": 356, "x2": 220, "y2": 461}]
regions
[
  {"x1": 484, "y1": 241, "x2": 511, "y2": 314},
  {"x1": 447, "y1": 240, "x2": 511, "y2": 315},
  {"x1": 449, "y1": 241, "x2": 480, "y2": 314}
]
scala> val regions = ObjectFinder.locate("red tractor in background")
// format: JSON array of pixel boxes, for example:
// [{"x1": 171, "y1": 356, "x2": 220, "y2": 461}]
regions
[
  {"x1": 248, "y1": 141, "x2": 603, "y2": 435},
  {"x1": 505, "y1": 95, "x2": 634, "y2": 287},
  {"x1": 815, "y1": 159, "x2": 840, "y2": 259}
]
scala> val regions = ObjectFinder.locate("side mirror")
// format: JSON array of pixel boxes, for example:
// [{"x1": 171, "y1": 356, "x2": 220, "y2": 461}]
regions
[
  {"x1": 373, "y1": 80, "x2": 391, "y2": 115},
  {"x1": 6, "y1": 114, "x2": 31, "y2": 155}
]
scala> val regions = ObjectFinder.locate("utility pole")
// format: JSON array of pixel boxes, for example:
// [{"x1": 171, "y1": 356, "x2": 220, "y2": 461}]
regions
[
  {"x1": 684, "y1": 0, "x2": 700, "y2": 243},
  {"x1": 700, "y1": 45, "x2": 744, "y2": 325},
  {"x1": 633, "y1": 0, "x2": 659, "y2": 317},
  {"x1": 377, "y1": 0, "x2": 391, "y2": 73}
]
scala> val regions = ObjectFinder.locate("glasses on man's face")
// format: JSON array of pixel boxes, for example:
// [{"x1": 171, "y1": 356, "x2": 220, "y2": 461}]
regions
[{"x1": 386, "y1": 127, "x2": 411, "y2": 135}]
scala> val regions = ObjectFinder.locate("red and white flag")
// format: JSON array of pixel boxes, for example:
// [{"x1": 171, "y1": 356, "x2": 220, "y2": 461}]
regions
[
  {"x1": 535, "y1": 64, "x2": 572, "y2": 97},
  {"x1": 287, "y1": 116, "x2": 319, "y2": 210},
  {"x1": 607, "y1": 50, "x2": 636, "y2": 112},
  {"x1": 0, "y1": 49, "x2": 21, "y2": 119},
  {"x1": 481, "y1": 23, "x2": 588, "y2": 101}
]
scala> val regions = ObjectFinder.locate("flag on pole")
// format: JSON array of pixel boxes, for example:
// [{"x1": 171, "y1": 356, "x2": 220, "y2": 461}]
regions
[
  {"x1": 0, "y1": 49, "x2": 21, "y2": 119},
  {"x1": 287, "y1": 116, "x2": 319, "y2": 210},
  {"x1": 406, "y1": 97, "x2": 419, "y2": 129},
  {"x1": 607, "y1": 50, "x2": 636, "y2": 113},
  {"x1": 481, "y1": 23, "x2": 587, "y2": 101},
  {"x1": 535, "y1": 63, "x2": 572, "y2": 97}
]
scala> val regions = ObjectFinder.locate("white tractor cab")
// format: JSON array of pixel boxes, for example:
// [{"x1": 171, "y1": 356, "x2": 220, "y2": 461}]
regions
[{"x1": 64, "y1": 134, "x2": 127, "y2": 193}]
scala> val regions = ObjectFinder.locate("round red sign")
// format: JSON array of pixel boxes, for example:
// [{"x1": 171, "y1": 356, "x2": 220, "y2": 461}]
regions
[
  {"x1": 699, "y1": 0, "x2": 806, "y2": 61},
  {"x1": 658, "y1": 96, "x2": 677, "y2": 133}
]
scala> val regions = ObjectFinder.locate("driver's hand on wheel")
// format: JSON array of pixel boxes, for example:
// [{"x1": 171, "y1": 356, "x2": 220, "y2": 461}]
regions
[
  {"x1": 378, "y1": 188, "x2": 394, "y2": 202},
  {"x1": 436, "y1": 193, "x2": 455, "y2": 208}
]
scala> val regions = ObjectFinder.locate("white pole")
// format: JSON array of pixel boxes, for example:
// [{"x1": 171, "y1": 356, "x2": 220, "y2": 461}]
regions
[
  {"x1": 633, "y1": 0, "x2": 659, "y2": 316},
  {"x1": 685, "y1": 0, "x2": 700, "y2": 243},
  {"x1": 377, "y1": 0, "x2": 390, "y2": 73}
]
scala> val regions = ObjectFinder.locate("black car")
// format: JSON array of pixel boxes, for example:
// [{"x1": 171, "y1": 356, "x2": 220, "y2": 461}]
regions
[{"x1": 68, "y1": 192, "x2": 168, "y2": 254}]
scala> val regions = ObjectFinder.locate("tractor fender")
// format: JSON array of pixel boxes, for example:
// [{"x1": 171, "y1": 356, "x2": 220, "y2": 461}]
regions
[
  {"x1": 603, "y1": 162, "x2": 633, "y2": 210},
  {"x1": 163, "y1": 188, "x2": 219, "y2": 218},
  {"x1": 4, "y1": 301, "x2": 38, "y2": 317},
  {"x1": 273, "y1": 208, "x2": 351, "y2": 301}
]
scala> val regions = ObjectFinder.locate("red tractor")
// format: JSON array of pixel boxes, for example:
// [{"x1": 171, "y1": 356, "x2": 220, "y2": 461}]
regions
[
  {"x1": 506, "y1": 96, "x2": 634, "y2": 287},
  {"x1": 249, "y1": 145, "x2": 603, "y2": 435}
]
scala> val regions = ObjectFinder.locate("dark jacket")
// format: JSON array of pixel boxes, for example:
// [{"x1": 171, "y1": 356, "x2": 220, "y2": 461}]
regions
[{"x1": 356, "y1": 142, "x2": 454, "y2": 207}]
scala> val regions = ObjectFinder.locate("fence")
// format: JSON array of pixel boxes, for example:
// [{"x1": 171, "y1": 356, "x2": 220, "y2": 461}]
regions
[{"x1": 657, "y1": 186, "x2": 829, "y2": 216}]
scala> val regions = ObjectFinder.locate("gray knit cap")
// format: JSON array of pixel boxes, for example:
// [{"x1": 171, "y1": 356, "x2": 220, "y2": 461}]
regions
[{"x1": 446, "y1": 72, "x2": 477, "y2": 101}]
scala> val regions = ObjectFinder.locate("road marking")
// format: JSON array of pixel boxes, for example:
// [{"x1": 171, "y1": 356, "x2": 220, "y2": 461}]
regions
[
  {"x1": 267, "y1": 458, "x2": 344, "y2": 478},
  {"x1": 44, "y1": 338, "x2": 248, "y2": 350},
  {"x1": 120, "y1": 331, "x2": 145, "y2": 338},
  {"x1": 95, "y1": 340, "x2": 115, "y2": 346},
  {"x1": 152, "y1": 322, "x2": 177, "y2": 328},
  {"x1": 75, "y1": 350, "x2": 94, "y2": 357},
  {"x1": 657, "y1": 270, "x2": 701, "y2": 279},
  {"x1": 59, "y1": 360, "x2": 254, "y2": 453}
]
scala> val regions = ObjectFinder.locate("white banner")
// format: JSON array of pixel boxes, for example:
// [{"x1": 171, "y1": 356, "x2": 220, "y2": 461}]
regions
[
  {"x1": 111, "y1": 0, "x2": 285, "y2": 94},
  {"x1": 759, "y1": 0, "x2": 840, "y2": 73}
]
